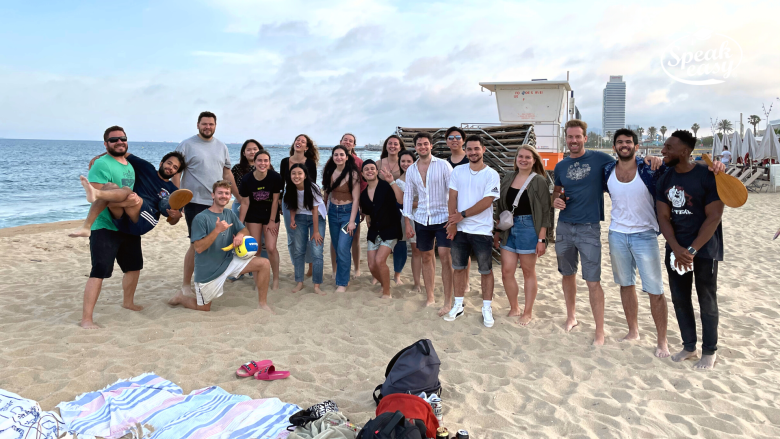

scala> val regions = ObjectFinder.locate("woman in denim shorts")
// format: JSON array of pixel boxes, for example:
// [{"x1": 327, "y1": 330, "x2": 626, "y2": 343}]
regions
[{"x1": 493, "y1": 145, "x2": 552, "y2": 325}]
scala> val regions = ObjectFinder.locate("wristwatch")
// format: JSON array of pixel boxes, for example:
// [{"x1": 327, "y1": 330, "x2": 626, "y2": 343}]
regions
[
  {"x1": 460, "y1": 210, "x2": 467, "y2": 218},
  {"x1": 687, "y1": 246, "x2": 698, "y2": 256},
  {"x1": 538, "y1": 238, "x2": 547, "y2": 244}
]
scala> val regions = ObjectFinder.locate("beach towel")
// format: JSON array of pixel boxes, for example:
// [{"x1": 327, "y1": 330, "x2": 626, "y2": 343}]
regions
[
  {"x1": 0, "y1": 388, "x2": 67, "y2": 439},
  {"x1": 57, "y1": 373, "x2": 300, "y2": 439}
]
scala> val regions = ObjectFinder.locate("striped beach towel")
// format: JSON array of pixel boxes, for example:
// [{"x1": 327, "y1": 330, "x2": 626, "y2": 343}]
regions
[
  {"x1": 57, "y1": 373, "x2": 300, "y2": 439},
  {"x1": 0, "y1": 388, "x2": 67, "y2": 439}
]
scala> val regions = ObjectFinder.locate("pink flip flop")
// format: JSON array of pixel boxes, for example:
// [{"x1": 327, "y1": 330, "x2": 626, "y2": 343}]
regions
[
  {"x1": 254, "y1": 365, "x2": 290, "y2": 381},
  {"x1": 236, "y1": 360, "x2": 273, "y2": 378}
]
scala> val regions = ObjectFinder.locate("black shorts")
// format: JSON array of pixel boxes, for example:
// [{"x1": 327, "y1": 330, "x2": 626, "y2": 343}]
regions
[
  {"x1": 89, "y1": 228, "x2": 143, "y2": 279},
  {"x1": 451, "y1": 232, "x2": 493, "y2": 274},
  {"x1": 184, "y1": 203, "x2": 210, "y2": 237},
  {"x1": 245, "y1": 206, "x2": 281, "y2": 225},
  {"x1": 414, "y1": 221, "x2": 452, "y2": 252},
  {"x1": 112, "y1": 199, "x2": 159, "y2": 236}
]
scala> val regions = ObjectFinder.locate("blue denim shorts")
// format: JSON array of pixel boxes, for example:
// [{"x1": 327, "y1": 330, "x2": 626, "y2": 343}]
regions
[
  {"x1": 555, "y1": 220, "x2": 602, "y2": 282},
  {"x1": 451, "y1": 232, "x2": 493, "y2": 274},
  {"x1": 500, "y1": 215, "x2": 537, "y2": 254},
  {"x1": 608, "y1": 230, "x2": 663, "y2": 295}
]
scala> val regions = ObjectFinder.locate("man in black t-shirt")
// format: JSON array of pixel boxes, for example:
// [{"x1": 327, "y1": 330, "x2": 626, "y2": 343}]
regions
[{"x1": 656, "y1": 130, "x2": 724, "y2": 370}]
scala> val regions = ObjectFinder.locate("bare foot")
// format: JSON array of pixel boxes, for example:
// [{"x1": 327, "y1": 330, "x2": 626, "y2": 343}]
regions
[
  {"x1": 271, "y1": 279, "x2": 279, "y2": 290},
  {"x1": 353, "y1": 270, "x2": 361, "y2": 278},
  {"x1": 79, "y1": 320, "x2": 100, "y2": 329},
  {"x1": 655, "y1": 342, "x2": 671, "y2": 358},
  {"x1": 335, "y1": 286, "x2": 347, "y2": 293},
  {"x1": 314, "y1": 285, "x2": 326, "y2": 296},
  {"x1": 180, "y1": 285, "x2": 194, "y2": 297},
  {"x1": 517, "y1": 314, "x2": 532, "y2": 326},
  {"x1": 371, "y1": 277, "x2": 378, "y2": 285},
  {"x1": 122, "y1": 303, "x2": 144, "y2": 311},
  {"x1": 258, "y1": 303, "x2": 276, "y2": 314},
  {"x1": 80, "y1": 175, "x2": 97, "y2": 203},
  {"x1": 410, "y1": 284, "x2": 422, "y2": 293},
  {"x1": 68, "y1": 227, "x2": 91, "y2": 238},
  {"x1": 380, "y1": 294, "x2": 392, "y2": 299},
  {"x1": 593, "y1": 332, "x2": 605, "y2": 346},
  {"x1": 437, "y1": 305, "x2": 452, "y2": 317},
  {"x1": 507, "y1": 307, "x2": 522, "y2": 317},
  {"x1": 425, "y1": 299, "x2": 436, "y2": 307},
  {"x1": 694, "y1": 353, "x2": 716, "y2": 370},
  {"x1": 671, "y1": 349, "x2": 698, "y2": 363},
  {"x1": 393, "y1": 274, "x2": 404, "y2": 285},
  {"x1": 167, "y1": 293, "x2": 185, "y2": 307},
  {"x1": 619, "y1": 332, "x2": 640, "y2": 342},
  {"x1": 564, "y1": 318, "x2": 579, "y2": 332},
  {"x1": 291, "y1": 282, "x2": 304, "y2": 293}
]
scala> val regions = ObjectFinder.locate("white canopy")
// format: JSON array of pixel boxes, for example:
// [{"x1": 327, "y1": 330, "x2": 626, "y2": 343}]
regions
[
  {"x1": 758, "y1": 126, "x2": 780, "y2": 160},
  {"x1": 712, "y1": 131, "x2": 723, "y2": 156},
  {"x1": 730, "y1": 131, "x2": 742, "y2": 159},
  {"x1": 743, "y1": 129, "x2": 759, "y2": 160}
]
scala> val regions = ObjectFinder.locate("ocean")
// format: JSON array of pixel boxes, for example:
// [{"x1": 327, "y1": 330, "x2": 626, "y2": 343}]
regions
[{"x1": 0, "y1": 138, "x2": 382, "y2": 229}]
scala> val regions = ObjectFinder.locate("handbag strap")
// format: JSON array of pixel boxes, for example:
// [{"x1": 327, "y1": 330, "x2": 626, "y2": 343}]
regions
[{"x1": 510, "y1": 172, "x2": 536, "y2": 209}]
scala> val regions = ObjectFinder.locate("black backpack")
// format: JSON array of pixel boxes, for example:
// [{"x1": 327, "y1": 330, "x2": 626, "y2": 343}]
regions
[
  {"x1": 357, "y1": 411, "x2": 424, "y2": 439},
  {"x1": 373, "y1": 339, "x2": 441, "y2": 405}
]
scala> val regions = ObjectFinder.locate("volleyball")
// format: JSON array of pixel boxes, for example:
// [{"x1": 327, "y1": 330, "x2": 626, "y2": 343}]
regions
[{"x1": 234, "y1": 236, "x2": 258, "y2": 259}]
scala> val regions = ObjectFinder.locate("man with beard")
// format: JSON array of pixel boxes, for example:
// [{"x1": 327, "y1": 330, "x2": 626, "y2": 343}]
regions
[
  {"x1": 604, "y1": 129, "x2": 724, "y2": 357},
  {"x1": 70, "y1": 151, "x2": 189, "y2": 237},
  {"x1": 78, "y1": 126, "x2": 139, "y2": 329},
  {"x1": 657, "y1": 130, "x2": 725, "y2": 370},
  {"x1": 173, "y1": 112, "x2": 240, "y2": 297},
  {"x1": 168, "y1": 180, "x2": 272, "y2": 312}
]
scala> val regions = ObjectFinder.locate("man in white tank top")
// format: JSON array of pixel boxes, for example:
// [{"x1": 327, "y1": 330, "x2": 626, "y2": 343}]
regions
[{"x1": 605, "y1": 129, "x2": 670, "y2": 358}]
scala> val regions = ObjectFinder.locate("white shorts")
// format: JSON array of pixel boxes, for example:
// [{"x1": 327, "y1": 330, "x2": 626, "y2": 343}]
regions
[{"x1": 194, "y1": 255, "x2": 253, "y2": 306}]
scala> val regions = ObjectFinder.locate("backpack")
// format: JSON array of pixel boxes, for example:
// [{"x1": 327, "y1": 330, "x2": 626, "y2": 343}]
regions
[
  {"x1": 373, "y1": 339, "x2": 441, "y2": 405},
  {"x1": 357, "y1": 411, "x2": 424, "y2": 439},
  {"x1": 376, "y1": 394, "x2": 439, "y2": 439}
]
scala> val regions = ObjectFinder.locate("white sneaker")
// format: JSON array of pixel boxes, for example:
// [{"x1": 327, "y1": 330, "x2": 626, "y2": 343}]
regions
[
  {"x1": 443, "y1": 304, "x2": 464, "y2": 322},
  {"x1": 482, "y1": 306, "x2": 494, "y2": 328}
]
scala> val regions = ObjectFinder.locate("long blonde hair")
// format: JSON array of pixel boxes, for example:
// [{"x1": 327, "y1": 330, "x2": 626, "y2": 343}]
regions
[{"x1": 513, "y1": 144, "x2": 546, "y2": 176}]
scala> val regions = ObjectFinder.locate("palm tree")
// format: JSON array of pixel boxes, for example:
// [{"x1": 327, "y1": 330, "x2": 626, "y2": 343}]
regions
[
  {"x1": 717, "y1": 119, "x2": 733, "y2": 136},
  {"x1": 691, "y1": 123, "x2": 700, "y2": 138},
  {"x1": 606, "y1": 131, "x2": 613, "y2": 143},
  {"x1": 637, "y1": 127, "x2": 645, "y2": 143},
  {"x1": 648, "y1": 126, "x2": 658, "y2": 143},
  {"x1": 660, "y1": 126, "x2": 667, "y2": 141},
  {"x1": 748, "y1": 115, "x2": 761, "y2": 136}
]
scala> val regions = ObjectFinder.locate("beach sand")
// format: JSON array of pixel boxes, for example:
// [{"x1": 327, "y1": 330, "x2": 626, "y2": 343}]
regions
[{"x1": 1, "y1": 194, "x2": 780, "y2": 438}]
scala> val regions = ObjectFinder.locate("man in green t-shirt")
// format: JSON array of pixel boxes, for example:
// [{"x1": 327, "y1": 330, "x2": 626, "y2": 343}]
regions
[{"x1": 80, "y1": 126, "x2": 144, "y2": 329}]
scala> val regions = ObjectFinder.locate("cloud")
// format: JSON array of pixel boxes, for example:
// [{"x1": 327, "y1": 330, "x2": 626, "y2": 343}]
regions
[{"x1": 259, "y1": 20, "x2": 310, "y2": 38}]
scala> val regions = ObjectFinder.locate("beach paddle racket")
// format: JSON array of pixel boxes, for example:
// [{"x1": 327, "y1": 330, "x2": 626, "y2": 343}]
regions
[
  {"x1": 167, "y1": 189, "x2": 193, "y2": 224},
  {"x1": 702, "y1": 154, "x2": 747, "y2": 208}
]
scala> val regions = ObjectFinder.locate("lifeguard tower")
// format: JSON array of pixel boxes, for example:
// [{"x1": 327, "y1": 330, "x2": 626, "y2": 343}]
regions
[{"x1": 478, "y1": 80, "x2": 573, "y2": 170}]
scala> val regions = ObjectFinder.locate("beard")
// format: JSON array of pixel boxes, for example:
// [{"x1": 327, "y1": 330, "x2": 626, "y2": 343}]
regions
[
  {"x1": 665, "y1": 157, "x2": 680, "y2": 167},
  {"x1": 107, "y1": 145, "x2": 126, "y2": 157},
  {"x1": 469, "y1": 155, "x2": 482, "y2": 163},
  {"x1": 199, "y1": 129, "x2": 214, "y2": 139},
  {"x1": 158, "y1": 165, "x2": 176, "y2": 180},
  {"x1": 617, "y1": 149, "x2": 635, "y2": 162}
]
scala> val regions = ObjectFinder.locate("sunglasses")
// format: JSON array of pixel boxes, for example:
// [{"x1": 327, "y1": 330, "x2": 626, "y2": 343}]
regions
[
  {"x1": 107, "y1": 136, "x2": 128, "y2": 143},
  {"x1": 447, "y1": 135, "x2": 462, "y2": 140}
]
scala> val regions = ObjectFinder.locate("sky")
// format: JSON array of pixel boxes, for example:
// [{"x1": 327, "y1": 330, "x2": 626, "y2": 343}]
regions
[{"x1": 0, "y1": 0, "x2": 778, "y2": 144}]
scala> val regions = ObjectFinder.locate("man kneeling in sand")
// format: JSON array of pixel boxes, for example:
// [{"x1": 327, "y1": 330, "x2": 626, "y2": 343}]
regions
[{"x1": 168, "y1": 180, "x2": 273, "y2": 312}]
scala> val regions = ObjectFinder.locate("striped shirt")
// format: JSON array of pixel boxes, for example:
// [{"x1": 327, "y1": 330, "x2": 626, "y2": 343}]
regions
[{"x1": 403, "y1": 156, "x2": 453, "y2": 225}]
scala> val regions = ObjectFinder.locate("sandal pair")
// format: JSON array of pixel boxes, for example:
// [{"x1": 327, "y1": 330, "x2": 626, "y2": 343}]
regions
[{"x1": 235, "y1": 360, "x2": 290, "y2": 381}]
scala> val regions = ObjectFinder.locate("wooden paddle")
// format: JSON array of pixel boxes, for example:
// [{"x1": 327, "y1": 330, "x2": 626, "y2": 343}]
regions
[
  {"x1": 167, "y1": 189, "x2": 193, "y2": 223},
  {"x1": 702, "y1": 154, "x2": 748, "y2": 208}
]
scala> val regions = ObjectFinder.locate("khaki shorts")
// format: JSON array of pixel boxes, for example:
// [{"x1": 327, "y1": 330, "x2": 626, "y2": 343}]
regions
[{"x1": 194, "y1": 255, "x2": 253, "y2": 306}]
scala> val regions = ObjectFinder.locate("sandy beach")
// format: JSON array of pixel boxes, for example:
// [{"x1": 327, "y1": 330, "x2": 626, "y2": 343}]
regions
[{"x1": 1, "y1": 194, "x2": 780, "y2": 438}]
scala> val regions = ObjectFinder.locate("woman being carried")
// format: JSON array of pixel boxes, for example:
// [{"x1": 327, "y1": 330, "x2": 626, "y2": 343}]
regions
[
  {"x1": 322, "y1": 146, "x2": 361, "y2": 293},
  {"x1": 381, "y1": 149, "x2": 422, "y2": 293},
  {"x1": 493, "y1": 145, "x2": 552, "y2": 325},
  {"x1": 239, "y1": 150, "x2": 282, "y2": 290},
  {"x1": 280, "y1": 135, "x2": 319, "y2": 277},
  {"x1": 285, "y1": 164, "x2": 327, "y2": 295}
]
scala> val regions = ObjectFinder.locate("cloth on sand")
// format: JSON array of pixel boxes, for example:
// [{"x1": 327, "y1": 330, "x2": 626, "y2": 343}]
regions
[
  {"x1": 57, "y1": 373, "x2": 300, "y2": 439},
  {"x1": 288, "y1": 412, "x2": 358, "y2": 439},
  {"x1": 0, "y1": 389, "x2": 68, "y2": 439}
]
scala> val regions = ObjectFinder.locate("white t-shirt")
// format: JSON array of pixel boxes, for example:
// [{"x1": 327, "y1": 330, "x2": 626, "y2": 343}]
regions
[
  {"x1": 448, "y1": 164, "x2": 501, "y2": 236},
  {"x1": 720, "y1": 150, "x2": 732, "y2": 165},
  {"x1": 296, "y1": 187, "x2": 327, "y2": 218},
  {"x1": 607, "y1": 169, "x2": 658, "y2": 233}
]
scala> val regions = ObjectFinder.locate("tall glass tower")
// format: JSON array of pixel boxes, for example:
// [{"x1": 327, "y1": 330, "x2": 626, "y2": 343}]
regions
[{"x1": 602, "y1": 76, "x2": 626, "y2": 136}]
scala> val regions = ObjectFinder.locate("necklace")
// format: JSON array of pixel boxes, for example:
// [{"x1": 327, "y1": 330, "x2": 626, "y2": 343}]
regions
[{"x1": 469, "y1": 163, "x2": 486, "y2": 175}]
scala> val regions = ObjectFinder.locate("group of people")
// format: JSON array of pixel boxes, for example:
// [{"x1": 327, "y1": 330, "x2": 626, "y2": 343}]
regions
[{"x1": 72, "y1": 113, "x2": 727, "y2": 370}]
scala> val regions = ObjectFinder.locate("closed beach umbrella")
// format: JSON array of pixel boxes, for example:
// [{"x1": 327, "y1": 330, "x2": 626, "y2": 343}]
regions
[
  {"x1": 743, "y1": 129, "x2": 758, "y2": 160},
  {"x1": 730, "y1": 131, "x2": 742, "y2": 160},
  {"x1": 722, "y1": 132, "x2": 731, "y2": 155},
  {"x1": 759, "y1": 126, "x2": 780, "y2": 160},
  {"x1": 712, "y1": 132, "x2": 723, "y2": 156}
]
